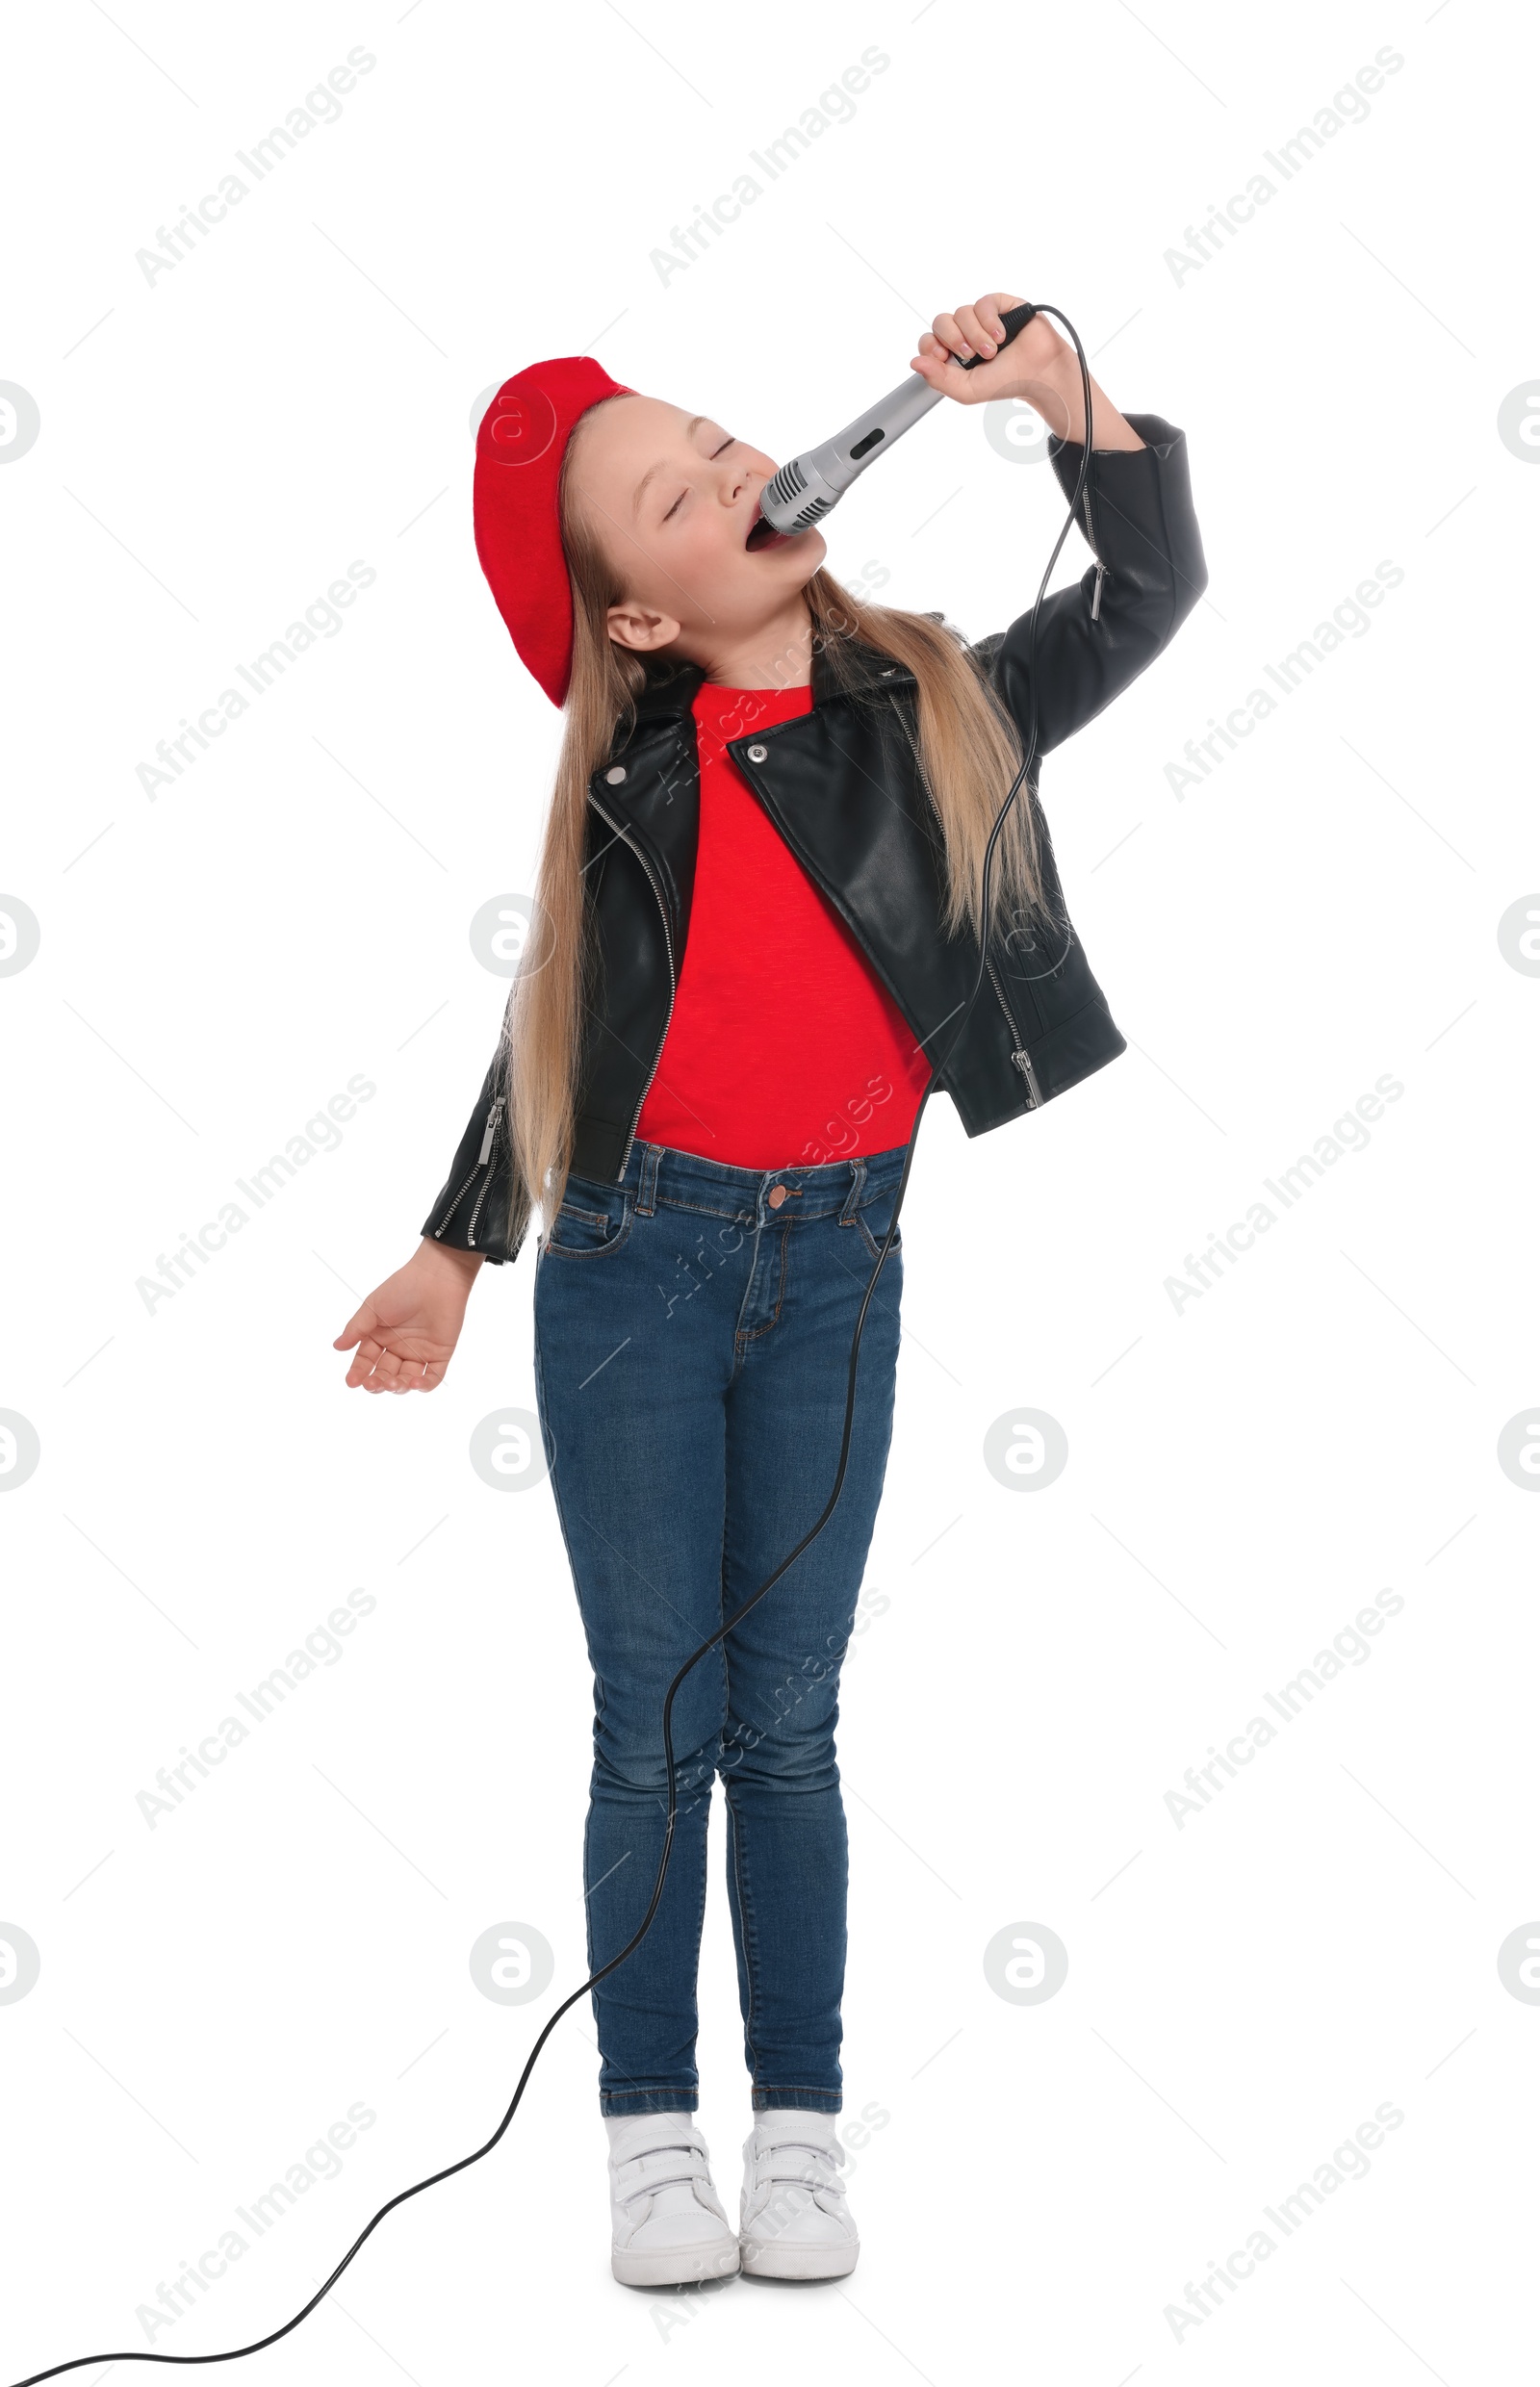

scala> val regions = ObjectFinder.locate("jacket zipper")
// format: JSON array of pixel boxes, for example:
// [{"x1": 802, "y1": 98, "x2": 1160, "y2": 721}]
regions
[
  {"x1": 465, "y1": 1095, "x2": 505, "y2": 1244},
  {"x1": 985, "y1": 951, "x2": 1044, "y2": 1108},
  {"x1": 1084, "y1": 478, "x2": 1109, "y2": 623},
  {"x1": 430, "y1": 1163, "x2": 480, "y2": 1239},
  {"x1": 731, "y1": 729, "x2": 1038, "y2": 1114},
  {"x1": 588, "y1": 785, "x2": 678, "y2": 1179},
  {"x1": 430, "y1": 1093, "x2": 504, "y2": 1243}
]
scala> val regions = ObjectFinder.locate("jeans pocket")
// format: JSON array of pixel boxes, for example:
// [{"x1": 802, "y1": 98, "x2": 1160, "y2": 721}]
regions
[
  {"x1": 545, "y1": 1186, "x2": 634, "y2": 1259},
  {"x1": 855, "y1": 1182, "x2": 904, "y2": 1264}
]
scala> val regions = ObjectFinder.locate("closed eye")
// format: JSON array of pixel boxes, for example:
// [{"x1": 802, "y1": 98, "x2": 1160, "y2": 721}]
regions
[{"x1": 661, "y1": 434, "x2": 738, "y2": 522}]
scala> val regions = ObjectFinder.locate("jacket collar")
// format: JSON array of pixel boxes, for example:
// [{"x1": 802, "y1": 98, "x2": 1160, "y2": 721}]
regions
[
  {"x1": 590, "y1": 633, "x2": 921, "y2": 962},
  {"x1": 622, "y1": 634, "x2": 915, "y2": 735}
]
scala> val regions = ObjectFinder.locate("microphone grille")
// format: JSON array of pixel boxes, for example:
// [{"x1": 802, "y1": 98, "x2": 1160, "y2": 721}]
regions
[
  {"x1": 765, "y1": 457, "x2": 808, "y2": 508},
  {"x1": 754, "y1": 453, "x2": 831, "y2": 529},
  {"x1": 760, "y1": 454, "x2": 834, "y2": 533}
]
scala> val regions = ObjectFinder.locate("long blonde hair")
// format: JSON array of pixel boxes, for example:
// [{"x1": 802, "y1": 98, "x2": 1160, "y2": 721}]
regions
[{"x1": 493, "y1": 398, "x2": 1056, "y2": 1252}]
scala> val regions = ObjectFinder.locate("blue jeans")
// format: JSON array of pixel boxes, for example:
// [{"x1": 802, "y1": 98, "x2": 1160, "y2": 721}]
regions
[{"x1": 531, "y1": 1137, "x2": 908, "y2": 2116}]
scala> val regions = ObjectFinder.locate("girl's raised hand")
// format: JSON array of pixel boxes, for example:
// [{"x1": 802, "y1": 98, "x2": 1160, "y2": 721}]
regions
[
  {"x1": 333, "y1": 1241, "x2": 482, "y2": 1394},
  {"x1": 910, "y1": 291, "x2": 1069, "y2": 405}
]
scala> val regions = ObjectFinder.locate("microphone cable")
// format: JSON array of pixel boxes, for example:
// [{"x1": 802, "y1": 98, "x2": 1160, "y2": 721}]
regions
[{"x1": 6, "y1": 304, "x2": 1095, "y2": 2385}]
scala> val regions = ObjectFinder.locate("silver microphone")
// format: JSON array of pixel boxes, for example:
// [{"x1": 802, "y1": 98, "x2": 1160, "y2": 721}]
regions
[{"x1": 749, "y1": 301, "x2": 1038, "y2": 543}]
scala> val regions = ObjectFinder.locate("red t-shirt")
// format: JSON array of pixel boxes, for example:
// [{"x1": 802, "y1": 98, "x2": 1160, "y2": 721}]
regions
[{"x1": 632, "y1": 679, "x2": 932, "y2": 1169}]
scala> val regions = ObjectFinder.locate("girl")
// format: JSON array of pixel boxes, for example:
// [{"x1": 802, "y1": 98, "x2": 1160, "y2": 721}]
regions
[{"x1": 334, "y1": 292, "x2": 1207, "y2": 2288}]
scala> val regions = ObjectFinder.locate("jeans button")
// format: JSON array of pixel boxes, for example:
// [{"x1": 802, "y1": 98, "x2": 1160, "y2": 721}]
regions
[{"x1": 767, "y1": 1184, "x2": 787, "y2": 1208}]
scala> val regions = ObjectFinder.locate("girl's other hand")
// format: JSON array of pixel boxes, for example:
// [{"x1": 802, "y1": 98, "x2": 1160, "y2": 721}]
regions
[
  {"x1": 333, "y1": 1241, "x2": 483, "y2": 1394},
  {"x1": 911, "y1": 290, "x2": 1070, "y2": 405}
]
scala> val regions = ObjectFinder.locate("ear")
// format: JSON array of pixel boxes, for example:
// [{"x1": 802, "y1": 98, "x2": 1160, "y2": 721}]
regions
[{"x1": 605, "y1": 597, "x2": 682, "y2": 655}]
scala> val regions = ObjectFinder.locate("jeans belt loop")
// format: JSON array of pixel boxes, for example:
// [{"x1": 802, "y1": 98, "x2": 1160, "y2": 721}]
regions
[
  {"x1": 838, "y1": 1155, "x2": 866, "y2": 1228},
  {"x1": 636, "y1": 1143, "x2": 661, "y2": 1217}
]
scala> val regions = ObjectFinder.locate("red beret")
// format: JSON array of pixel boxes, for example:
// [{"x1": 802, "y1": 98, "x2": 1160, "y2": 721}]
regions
[{"x1": 473, "y1": 355, "x2": 634, "y2": 707}]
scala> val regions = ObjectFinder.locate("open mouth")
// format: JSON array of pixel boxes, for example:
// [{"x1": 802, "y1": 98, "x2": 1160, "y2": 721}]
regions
[{"x1": 745, "y1": 504, "x2": 791, "y2": 553}]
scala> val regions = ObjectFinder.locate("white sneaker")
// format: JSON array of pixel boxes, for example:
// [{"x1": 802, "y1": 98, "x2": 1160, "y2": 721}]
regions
[
  {"x1": 739, "y1": 2114, "x2": 860, "y2": 2280},
  {"x1": 606, "y1": 2112, "x2": 740, "y2": 2288}
]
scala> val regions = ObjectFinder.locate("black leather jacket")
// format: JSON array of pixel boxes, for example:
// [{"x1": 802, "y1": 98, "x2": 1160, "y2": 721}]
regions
[{"x1": 423, "y1": 412, "x2": 1207, "y2": 1266}]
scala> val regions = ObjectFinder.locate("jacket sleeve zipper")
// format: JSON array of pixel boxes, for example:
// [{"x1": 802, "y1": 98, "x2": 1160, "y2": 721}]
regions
[
  {"x1": 588, "y1": 787, "x2": 678, "y2": 1178},
  {"x1": 1084, "y1": 478, "x2": 1109, "y2": 623},
  {"x1": 466, "y1": 1094, "x2": 506, "y2": 1244},
  {"x1": 985, "y1": 951, "x2": 1044, "y2": 1108},
  {"x1": 429, "y1": 1091, "x2": 505, "y2": 1242},
  {"x1": 430, "y1": 1162, "x2": 480, "y2": 1239}
]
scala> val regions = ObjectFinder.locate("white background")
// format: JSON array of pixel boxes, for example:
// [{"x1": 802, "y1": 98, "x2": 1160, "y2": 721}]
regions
[{"x1": 3, "y1": 1, "x2": 1537, "y2": 2380}]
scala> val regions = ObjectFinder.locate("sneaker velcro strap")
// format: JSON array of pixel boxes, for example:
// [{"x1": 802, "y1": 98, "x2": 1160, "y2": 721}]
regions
[
  {"x1": 614, "y1": 2143, "x2": 711, "y2": 2201},
  {"x1": 753, "y1": 2129, "x2": 846, "y2": 2161},
  {"x1": 753, "y1": 2134, "x2": 845, "y2": 2162},
  {"x1": 757, "y1": 2158, "x2": 844, "y2": 2186}
]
